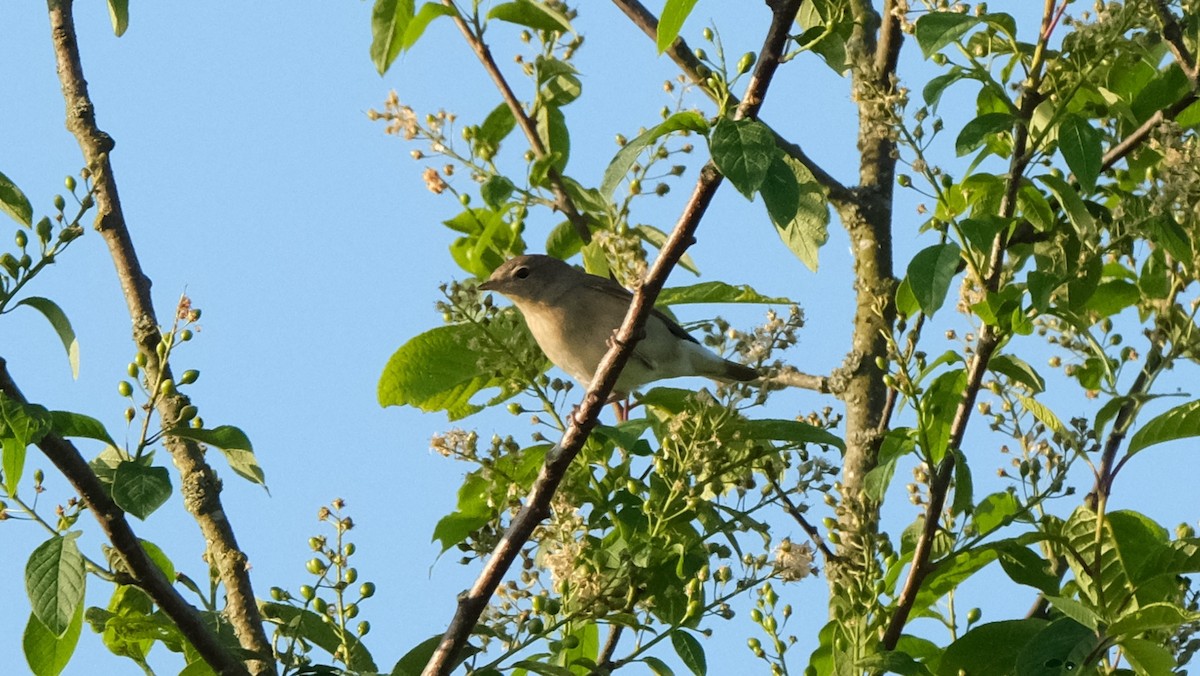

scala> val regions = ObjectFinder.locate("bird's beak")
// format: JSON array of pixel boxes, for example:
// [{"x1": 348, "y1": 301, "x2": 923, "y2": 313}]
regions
[{"x1": 478, "y1": 279, "x2": 498, "y2": 291}]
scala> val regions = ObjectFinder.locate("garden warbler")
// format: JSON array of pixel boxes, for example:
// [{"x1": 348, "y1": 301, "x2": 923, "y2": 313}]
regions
[{"x1": 479, "y1": 255, "x2": 758, "y2": 397}]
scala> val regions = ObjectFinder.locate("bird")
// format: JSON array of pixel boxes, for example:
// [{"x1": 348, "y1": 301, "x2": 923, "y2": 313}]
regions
[{"x1": 478, "y1": 254, "x2": 758, "y2": 397}]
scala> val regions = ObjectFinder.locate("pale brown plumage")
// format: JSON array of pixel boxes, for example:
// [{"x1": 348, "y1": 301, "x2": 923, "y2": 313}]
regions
[{"x1": 479, "y1": 255, "x2": 758, "y2": 396}]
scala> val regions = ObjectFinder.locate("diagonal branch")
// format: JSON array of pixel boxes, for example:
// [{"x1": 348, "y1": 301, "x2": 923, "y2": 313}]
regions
[
  {"x1": 442, "y1": 0, "x2": 591, "y2": 243},
  {"x1": 0, "y1": 358, "x2": 250, "y2": 676},
  {"x1": 421, "y1": 3, "x2": 803, "y2": 673},
  {"x1": 609, "y1": 0, "x2": 854, "y2": 205},
  {"x1": 881, "y1": 0, "x2": 1058, "y2": 649},
  {"x1": 45, "y1": 2, "x2": 274, "y2": 673}
]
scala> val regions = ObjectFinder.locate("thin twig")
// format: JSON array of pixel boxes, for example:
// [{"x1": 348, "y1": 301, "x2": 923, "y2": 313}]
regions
[
  {"x1": 769, "y1": 476, "x2": 838, "y2": 565},
  {"x1": 442, "y1": 0, "x2": 591, "y2": 243},
  {"x1": 765, "y1": 367, "x2": 833, "y2": 393},
  {"x1": 609, "y1": 0, "x2": 854, "y2": 205},
  {"x1": 421, "y1": 3, "x2": 803, "y2": 673},
  {"x1": 44, "y1": 2, "x2": 273, "y2": 673},
  {"x1": 0, "y1": 358, "x2": 250, "y2": 676}
]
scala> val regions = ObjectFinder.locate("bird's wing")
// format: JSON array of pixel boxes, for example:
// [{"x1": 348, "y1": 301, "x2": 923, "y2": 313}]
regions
[{"x1": 580, "y1": 275, "x2": 700, "y2": 346}]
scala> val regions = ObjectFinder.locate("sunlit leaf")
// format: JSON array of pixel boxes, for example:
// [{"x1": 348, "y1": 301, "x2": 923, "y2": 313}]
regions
[
  {"x1": 657, "y1": 0, "x2": 699, "y2": 53},
  {"x1": 25, "y1": 533, "x2": 85, "y2": 637},
  {"x1": 914, "y1": 12, "x2": 980, "y2": 58},
  {"x1": 710, "y1": 118, "x2": 775, "y2": 199}
]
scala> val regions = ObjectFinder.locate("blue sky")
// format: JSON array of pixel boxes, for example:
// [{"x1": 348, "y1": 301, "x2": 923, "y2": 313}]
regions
[{"x1": 0, "y1": 2, "x2": 1196, "y2": 675}]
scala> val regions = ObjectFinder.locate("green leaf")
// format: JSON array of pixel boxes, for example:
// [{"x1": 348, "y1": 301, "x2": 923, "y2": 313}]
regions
[
  {"x1": 392, "y1": 635, "x2": 443, "y2": 676},
  {"x1": 995, "y1": 540, "x2": 1058, "y2": 594},
  {"x1": 951, "y1": 448, "x2": 973, "y2": 516},
  {"x1": 1145, "y1": 217, "x2": 1193, "y2": 263},
  {"x1": 913, "y1": 545, "x2": 998, "y2": 612},
  {"x1": 379, "y1": 323, "x2": 508, "y2": 420},
  {"x1": 894, "y1": 276, "x2": 919, "y2": 318},
  {"x1": 3, "y1": 436, "x2": 26, "y2": 497},
  {"x1": 1057, "y1": 114, "x2": 1102, "y2": 192},
  {"x1": 973, "y1": 491, "x2": 1021, "y2": 534},
  {"x1": 260, "y1": 602, "x2": 377, "y2": 672},
  {"x1": 657, "y1": 282, "x2": 790, "y2": 306},
  {"x1": 988, "y1": 354, "x2": 1045, "y2": 393},
  {"x1": 166, "y1": 425, "x2": 266, "y2": 487},
  {"x1": 657, "y1": 0, "x2": 699, "y2": 52},
  {"x1": 940, "y1": 619, "x2": 1047, "y2": 675},
  {"x1": 488, "y1": 0, "x2": 573, "y2": 34},
  {"x1": 512, "y1": 661, "x2": 575, "y2": 676},
  {"x1": 671, "y1": 631, "x2": 706, "y2": 676},
  {"x1": 535, "y1": 105, "x2": 570, "y2": 172},
  {"x1": 914, "y1": 12, "x2": 980, "y2": 58},
  {"x1": 1108, "y1": 602, "x2": 1197, "y2": 637},
  {"x1": 1013, "y1": 618, "x2": 1098, "y2": 675},
  {"x1": 432, "y1": 510, "x2": 492, "y2": 553},
  {"x1": 106, "y1": 0, "x2": 129, "y2": 36},
  {"x1": 0, "y1": 169, "x2": 33, "y2": 227},
  {"x1": 642, "y1": 656, "x2": 676, "y2": 676},
  {"x1": 710, "y1": 118, "x2": 775, "y2": 199},
  {"x1": 1083, "y1": 279, "x2": 1140, "y2": 318},
  {"x1": 25, "y1": 533, "x2": 86, "y2": 637},
  {"x1": 16, "y1": 297, "x2": 80, "y2": 379},
  {"x1": 112, "y1": 461, "x2": 172, "y2": 520},
  {"x1": 1043, "y1": 595, "x2": 1102, "y2": 630},
  {"x1": 919, "y1": 368, "x2": 966, "y2": 464},
  {"x1": 760, "y1": 152, "x2": 830, "y2": 271},
  {"x1": 370, "y1": 0, "x2": 415, "y2": 76},
  {"x1": 477, "y1": 103, "x2": 517, "y2": 152},
  {"x1": 600, "y1": 111, "x2": 708, "y2": 199},
  {"x1": 402, "y1": 3, "x2": 456, "y2": 51},
  {"x1": 923, "y1": 68, "x2": 964, "y2": 107},
  {"x1": 1127, "y1": 399, "x2": 1200, "y2": 456},
  {"x1": 906, "y1": 243, "x2": 961, "y2": 316},
  {"x1": 50, "y1": 411, "x2": 116, "y2": 447},
  {"x1": 635, "y1": 225, "x2": 699, "y2": 274},
  {"x1": 1, "y1": 396, "x2": 51, "y2": 496},
  {"x1": 480, "y1": 176, "x2": 515, "y2": 210},
  {"x1": 955, "y1": 113, "x2": 1012, "y2": 156},
  {"x1": 546, "y1": 220, "x2": 584, "y2": 260},
  {"x1": 1120, "y1": 638, "x2": 1178, "y2": 674},
  {"x1": 742, "y1": 418, "x2": 845, "y2": 451},
  {"x1": 1012, "y1": 393, "x2": 1068, "y2": 438},
  {"x1": 1037, "y1": 173, "x2": 1095, "y2": 237},
  {"x1": 23, "y1": 604, "x2": 82, "y2": 676}
]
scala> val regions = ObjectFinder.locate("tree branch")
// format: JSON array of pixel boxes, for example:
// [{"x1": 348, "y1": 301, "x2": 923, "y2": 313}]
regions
[
  {"x1": 0, "y1": 358, "x2": 250, "y2": 676},
  {"x1": 608, "y1": 0, "x2": 854, "y2": 205},
  {"x1": 1152, "y1": 0, "x2": 1199, "y2": 87},
  {"x1": 765, "y1": 366, "x2": 833, "y2": 393},
  {"x1": 44, "y1": 2, "x2": 273, "y2": 673},
  {"x1": 881, "y1": 0, "x2": 1058, "y2": 649},
  {"x1": 421, "y1": 4, "x2": 802, "y2": 672},
  {"x1": 443, "y1": 0, "x2": 591, "y2": 243},
  {"x1": 770, "y1": 476, "x2": 838, "y2": 566}
]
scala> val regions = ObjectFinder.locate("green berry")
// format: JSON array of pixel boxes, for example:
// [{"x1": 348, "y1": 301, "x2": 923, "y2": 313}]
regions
[
  {"x1": 179, "y1": 369, "x2": 199, "y2": 385},
  {"x1": 118, "y1": 381, "x2": 133, "y2": 397}
]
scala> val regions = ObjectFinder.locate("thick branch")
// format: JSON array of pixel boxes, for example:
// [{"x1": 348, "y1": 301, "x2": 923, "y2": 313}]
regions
[
  {"x1": 443, "y1": 0, "x2": 591, "y2": 243},
  {"x1": 0, "y1": 359, "x2": 249, "y2": 676},
  {"x1": 609, "y1": 0, "x2": 854, "y2": 205},
  {"x1": 421, "y1": 4, "x2": 802, "y2": 673},
  {"x1": 45, "y1": 2, "x2": 273, "y2": 673}
]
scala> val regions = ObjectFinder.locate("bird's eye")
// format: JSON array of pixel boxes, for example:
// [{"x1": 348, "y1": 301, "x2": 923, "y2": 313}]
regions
[{"x1": 514, "y1": 266, "x2": 530, "y2": 279}]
